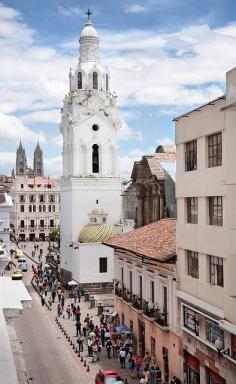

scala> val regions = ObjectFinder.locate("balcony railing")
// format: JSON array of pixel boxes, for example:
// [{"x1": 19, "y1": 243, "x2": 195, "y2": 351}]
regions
[{"x1": 154, "y1": 306, "x2": 168, "y2": 327}]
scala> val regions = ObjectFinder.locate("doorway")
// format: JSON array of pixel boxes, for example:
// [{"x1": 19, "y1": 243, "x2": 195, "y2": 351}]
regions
[
  {"x1": 29, "y1": 233, "x2": 35, "y2": 241},
  {"x1": 39, "y1": 233, "x2": 45, "y2": 241},
  {"x1": 138, "y1": 320, "x2": 145, "y2": 356}
]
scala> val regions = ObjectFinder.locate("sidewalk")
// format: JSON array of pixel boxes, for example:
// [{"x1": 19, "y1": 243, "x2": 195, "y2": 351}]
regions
[{"x1": 49, "y1": 295, "x2": 134, "y2": 383}]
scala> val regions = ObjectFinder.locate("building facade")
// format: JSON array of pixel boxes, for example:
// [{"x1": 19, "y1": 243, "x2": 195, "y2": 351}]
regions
[
  {"x1": 0, "y1": 193, "x2": 13, "y2": 251},
  {"x1": 175, "y1": 68, "x2": 236, "y2": 383},
  {"x1": 104, "y1": 219, "x2": 180, "y2": 381},
  {"x1": 123, "y1": 145, "x2": 176, "y2": 228},
  {"x1": 0, "y1": 175, "x2": 13, "y2": 194},
  {"x1": 59, "y1": 18, "x2": 122, "y2": 284},
  {"x1": 11, "y1": 176, "x2": 60, "y2": 241}
]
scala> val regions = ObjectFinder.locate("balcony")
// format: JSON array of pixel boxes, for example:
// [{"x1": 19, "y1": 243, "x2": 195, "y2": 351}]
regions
[
  {"x1": 115, "y1": 285, "x2": 132, "y2": 302},
  {"x1": 154, "y1": 306, "x2": 169, "y2": 330}
]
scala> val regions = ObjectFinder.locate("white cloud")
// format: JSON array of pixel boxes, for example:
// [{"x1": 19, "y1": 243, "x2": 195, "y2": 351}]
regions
[
  {"x1": 156, "y1": 136, "x2": 174, "y2": 146},
  {"x1": 118, "y1": 147, "x2": 154, "y2": 178},
  {"x1": 0, "y1": 152, "x2": 15, "y2": 167},
  {"x1": 118, "y1": 120, "x2": 143, "y2": 141},
  {"x1": 0, "y1": 112, "x2": 45, "y2": 144},
  {"x1": 20, "y1": 109, "x2": 60, "y2": 124},
  {"x1": 50, "y1": 134, "x2": 63, "y2": 147},
  {"x1": 44, "y1": 155, "x2": 62, "y2": 177},
  {"x1": 58, "y1": 6, "x2": 82, "y2": 17},
  {"x1": 124, "y1": 4, "x2": 150, "y2": 14}
]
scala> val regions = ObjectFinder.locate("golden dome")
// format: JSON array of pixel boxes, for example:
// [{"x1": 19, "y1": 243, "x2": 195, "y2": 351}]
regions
[
  {"x1": 79, "y1": 223, "x2": 115, "y2": 243},
  {"x1": 90, "y1": 207, "x2": 106, "y2": 215}
]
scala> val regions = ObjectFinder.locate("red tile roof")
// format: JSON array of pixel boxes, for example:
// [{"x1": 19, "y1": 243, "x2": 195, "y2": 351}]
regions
[{"x1": 103, "y1": 218, "x2": 176, "y2": 262}]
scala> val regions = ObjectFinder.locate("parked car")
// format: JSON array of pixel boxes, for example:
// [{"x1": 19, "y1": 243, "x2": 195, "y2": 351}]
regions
[
  {"x1": 95, "y1": 370, "x2": 124, "y2": 384},
  {"x1": 11, "y1": 269, "x2": 23, "y2": 280},
  {"x1": 18, "y1": 256, "x2": 26, "y2": 262},
  {"x1": 18, "y1": 262, "x2": 28, "y2": 272}
]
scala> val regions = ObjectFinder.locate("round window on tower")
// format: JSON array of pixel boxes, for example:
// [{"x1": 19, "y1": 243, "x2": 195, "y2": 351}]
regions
[{"x1": 92, "y1": 124, "x2": 99, "y2": 131}]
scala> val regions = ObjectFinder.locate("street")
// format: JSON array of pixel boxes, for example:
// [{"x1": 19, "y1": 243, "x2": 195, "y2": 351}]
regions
[{"x1": 13, "y1": 254, "x2": 93, "y2": 384}]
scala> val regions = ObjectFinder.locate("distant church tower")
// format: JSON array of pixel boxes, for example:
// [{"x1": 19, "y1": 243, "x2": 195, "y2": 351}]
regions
[
  {"x1": 60, "y1": 16, "x2": 122, "y2": 281},
  {"x1": 34, "y1": 142, "x2": 44, "y2": 176},
  {"x1": 16, "y1": 141, "x2": 27, "y2": 176}
]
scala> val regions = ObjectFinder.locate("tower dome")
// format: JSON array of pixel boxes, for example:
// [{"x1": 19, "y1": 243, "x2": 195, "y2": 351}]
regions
[{"x1": 80, "y1": 20, "x2": 98, "y2": 38}]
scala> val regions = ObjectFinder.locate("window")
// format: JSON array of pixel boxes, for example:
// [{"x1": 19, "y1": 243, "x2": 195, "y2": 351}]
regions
[
  {"x1": 39, "y1": 194, "x2": 45, "y2": 203},
  {"x1": 183, "y1": 306, "x2": 199, "y2": 335},
  {"x1": 33, "y1": 205, "x2": 36, "y2": 212},
  {"x1": 185, "y1": 140, "x2": 197, "y2": 171},
  {"x1": 92, "y1": 124, "x2": 99, "y2": 131},
  {"x1": 78, "y1": 72, "x2": 82, "y2": 89},
  {"x1": 139, "y1": 275, "x2": 143, "y2": 298},
  {"x1": 90, "y1": 218, "x2": 97, "y2": 223},
  {"x1": 209, "y1": 196, "x2": 223, "y2": 226},
  {"x1": 121, "y1": 267, "x2": 124, "y2": 284},
  {"x1": 20, "y1": 205, "x2": 24, "y2": 212},
  {"x1": 50, "y1": 219, "x2": 54, "y2": 227},
  {"x1": 20, "y1": 220, "x2": 24, "y2": 228},
  {"x1": 150, "y1": 280, "x2": 155, "y2": 303},
  {"x1": 129, "y1": 270, "x2": 132, "y2": 292},
  {"x1": 43, "y1": 205, "x2": 46, "y2": 212},
  {"x1": 52, "y1": 205, "x2": 55, "y2": 212},
  {"x1": 209, "y1": 255, "x2": 224, "y2": 287},
  {"x1": 187, "y1": 250, "x2": 199, "y2": 278},
  {"x1": 106, "y1": 74, "x2": 109, "y2": 91},
  {"x1": 20, "y1": 184, "x2": 24, "y2": 189},
  {"x1": 49, "y1": 195, "x2": 55, "y2": 203},
  {"x1": 29, "y1": 195, "x2": 35, "y2": 202},
  {"x1": 206, "y1": 319, "x2": 223, "y2": 344},
  {"x1": 121, "y1": 313, "x2": 124, "y2": 325},
  {"x1": 29, "y1": 205, "x2": 32, "y2": 212},
  {"x1": 102, "y1": 217, "x2": 106, "y2": 223},
  {"x1": 187, "y1": 197, "x2": 198, "y2": 224},
  {"x1": 99, "y1": 257, "x2": 107, "y2": 273},
  {"x1": 19, "y1": 195, "x2": 25, "y2": 202},
  {"x1": 49, "y1": 205, "x2": 51, "y2": 212},
  {"x1": 93, "y1": 71, "x2": 98, "y2": 89},
  {"x1": 30, "y1": 220, "x2": 34, "y2": 228},
  {"x1": 39, "y1": 205, "x2": 42, "y2": 212},
  {"x1": 40, "y1": 219, "x2": 44, "y2": 228},
  {"x1": 92, "y1": 144, "x2": 99, "y2": 173},
  {"x1": 208, "y1": 132, "x2": 222, "y2": 168}
]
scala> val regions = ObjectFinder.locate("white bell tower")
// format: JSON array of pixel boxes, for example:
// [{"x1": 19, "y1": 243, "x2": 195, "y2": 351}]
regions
[{"x1": 60, "y1": 16, "x2": 123, "y2": 280}]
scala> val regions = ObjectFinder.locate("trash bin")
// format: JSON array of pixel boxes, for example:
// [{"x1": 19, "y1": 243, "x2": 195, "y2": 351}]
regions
[
  {"x1": 97, "y1": 302, "x2": 103, "y2": 316},
  {"x1": 90, "y1": 296, "x2": 95, "y2": 309}
]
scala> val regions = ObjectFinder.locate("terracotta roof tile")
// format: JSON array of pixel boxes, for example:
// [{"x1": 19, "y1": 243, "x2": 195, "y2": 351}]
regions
[{"x1": 103, "y1": 218, "x2": 176, "y2": 262}]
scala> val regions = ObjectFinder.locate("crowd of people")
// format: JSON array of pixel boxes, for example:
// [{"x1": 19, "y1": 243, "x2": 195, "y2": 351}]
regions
[{"x1": 32, "y1": 264, "x2": 181, "y2": 384}]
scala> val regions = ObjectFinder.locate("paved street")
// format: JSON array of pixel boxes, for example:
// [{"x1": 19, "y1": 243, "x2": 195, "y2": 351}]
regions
[{"x1": 12, "y1": 251, "x2": 93, "y2": 384}]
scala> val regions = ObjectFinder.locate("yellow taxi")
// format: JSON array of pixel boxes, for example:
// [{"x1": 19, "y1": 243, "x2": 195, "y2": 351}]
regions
[{"x1": 11, "y1": 269, "x2": 23, "y2": 280}]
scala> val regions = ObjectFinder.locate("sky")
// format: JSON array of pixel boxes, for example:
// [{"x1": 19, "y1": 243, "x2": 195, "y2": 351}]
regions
[{"x1": 1, "y1": 0, "x2": 236, "y2": 178}]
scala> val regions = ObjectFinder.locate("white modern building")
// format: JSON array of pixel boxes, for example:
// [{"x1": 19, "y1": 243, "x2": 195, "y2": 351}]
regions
[
  {"x1": 59, "y1": 18, "x2": 123, "y2": 288},
  {"x1": 175, "y1": 68, "x2": 236, "y2": 383},
  {"x1": 11, "y1": 176, "x2": 60, "y2": 241},
  {"x1": 0, "y1": 193, "x2": 13, "y2": 252}
]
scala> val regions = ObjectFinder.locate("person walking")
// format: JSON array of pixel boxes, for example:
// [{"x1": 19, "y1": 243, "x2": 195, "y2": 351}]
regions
[
  {"x1": 143, "y1": 352, "x2": 151, "y2": 370},
  {"x1": 48, "y1": 297, "x2": 52, "y2": 311},
  {"x1": 92, "y1": 342, "x2": 99, "y2": 362},
  {"x1": 77, "y1": 335, "x2": 84, "y2": 352},
  {"x1": 95, "y1": 370, "x2": 105, "y2": 384},
  {"x1": 135, "y1": 355, "x2": 143, "y2": 379},
  {"x1": 119, "y1": 348, "x2": 127, "y2": 369},
  {"x1": 156, "y1": 367, "x2": 162, "y2": 384},
  {"x1": 61, "y1": 295, "x2": 65, "y2": 311},
  {"x1": 41, "y1": 293, "x2": 46, "y2": 306},
  {"x1": 57, "y1": 287, "x2": 62, "y2": 303},
  {"x1": 129, "y1": 356, "x2": 136, "y2": 379},
  {"x1": 100, "y1": 326, "x2": 105, "y2": 347},
  {"x1": 66, "y1": 304, "x2": 71, "y2": 319},
  {"x1": 106, "y1": 338, "x2": 112, "y2": 359},
  {"x1": 112, "y1": 337, "x2": 118, "y2": 358},
  {"x1": 75, "y1": 320, "x2": 82, "y2": 337},
  {"x1": 51, "y1": 289, "x2": 56, "y2": 303},
  {"x1": 82, "y1": 319, "x2": 88, "y2": 337},
  {"x1": 150, "y1": 366, "x2": 157, "y2": 384},
  {"x1": 87, "y1": 337, "x2": 93, "y2": 357}
]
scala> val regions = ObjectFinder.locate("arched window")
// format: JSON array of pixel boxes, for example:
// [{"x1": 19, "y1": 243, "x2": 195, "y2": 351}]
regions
[
  {"x1": 39, "y1": 205, "x2": 42, "y2": 212},
  {"x1": 78, "y1": 72, "x2": 82, "y2": 89},
  {"x1": 50, "y1": 219, "x2": 54, "y2": 227},
  {"x1": 20, "y1": 220, "x2": 24, "y2": 228},
  {"x1": 33, "y1": 205, "x2": 36, "y2": 212},
  {"x1": 52, "y1": 205, "x2": 55, "y2": 212},
  {"x1": 106, "y1": 74, "x2": 109, "y2": 91},
  {"x1": 93, "y1": 72, "x2": 98, "y2": 89},
  {"x1": 29, "y1": 205, "x2": 32, "y2": 212},
  {"x1": 43, "y1": 205, "x2": 46, "y2": 212},
  {"x1": 92, "y1": 144, "x2": 99, "y2": 173},
  {"x1": 49, "y1": 205, "x2": 51, "y2": 212}
]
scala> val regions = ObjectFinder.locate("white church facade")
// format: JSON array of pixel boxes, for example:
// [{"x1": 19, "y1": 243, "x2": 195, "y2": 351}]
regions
[{"x1": 60, "y1": 18, "x2": 123, "y2": 289}]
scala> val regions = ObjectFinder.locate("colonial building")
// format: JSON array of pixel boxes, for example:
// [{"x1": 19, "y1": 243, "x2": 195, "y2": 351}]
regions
[
  {"x1": 10, "y1": 176, "x2": 60, "y2": 241},
  {"x1": 123, "y1": 145, "x2": 176, "y2": 228},
  {"x1": 0, "y1": 193, "x2": 13, "y2": 251},
  {"x1": 59, "y1": 18, "x2": 123, "y2": 286},
  {"x1": 104, "y1": 219, "x2": 180, "y2": 381},
  {"x1": 0, "y1": 175, "x2": 13, "y2": 194},
  {"x1": 14, "y1": 141, "x2": 44, "y2": 177},
  {"x1": 175, "y1": 68, "x2": 236, "y2": 383}
]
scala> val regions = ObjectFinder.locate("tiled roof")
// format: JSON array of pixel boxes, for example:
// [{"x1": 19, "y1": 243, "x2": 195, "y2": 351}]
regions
[{"x1": 103, "y1": 218, "x2": 176, "y2": 262}]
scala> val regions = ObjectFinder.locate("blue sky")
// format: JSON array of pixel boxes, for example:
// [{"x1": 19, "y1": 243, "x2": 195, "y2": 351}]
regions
[{"x1": 1, "y1": 0, "x2": 236, "y2": 177}]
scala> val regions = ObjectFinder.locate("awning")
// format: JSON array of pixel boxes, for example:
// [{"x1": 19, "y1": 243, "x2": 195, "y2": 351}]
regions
[
  {"x1": 115, "y1": 325, "x2": 132, "y2": 334},
  {"x1": 68, "y1": 280, "x2": 78, "y2": 286}
]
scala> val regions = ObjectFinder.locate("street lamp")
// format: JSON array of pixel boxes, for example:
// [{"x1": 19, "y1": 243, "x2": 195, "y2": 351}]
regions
[{"x1": 215, "y1": 336, "x2": 230, "y2": 358}]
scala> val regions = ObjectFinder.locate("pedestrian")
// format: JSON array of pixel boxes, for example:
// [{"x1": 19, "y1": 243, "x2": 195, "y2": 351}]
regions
[
  {"x1": 112, "y1": 337, "x2": 118, "y2": 358},
  {"x1": 135, "y1": 355, "x2": 142, "y2": 379},
  {"x1": 51, "y1": 290, "x2": 56, "y2": 303},
  {"x1": 129, "y1": 356, "x2": 136, "y2": 379},
  {"x1": 75, "y1": 320, "x2": 82, "y2": 337},
  {"x1": 156, "y1": 367, "x2": 162, "y2": 384},
  {"x1": 95, "y1": 370, "x2": 105, "y2": 384},
  {"x1": 106, "y1": 338, "x2": 112, "y2": 359},
  {"x1": 143, "y1": 352, "x2": 151, "y2": 370},
  {"x1": 77, "y1": 335, "x2": 84, "y2": 352},
  {"x1": 92, "y1": 342, "x2": 99, "y2": 362},
  {"x1": 57, "y1": 287, "x2": 62, "y2": 302},
  {"x1": 48, "y1": 297, "x2": 52, "y2": 311},
  {"x1": 41, "y1": 293, "x2": 46, "y2": 306},
  {"x1": 73, "y1": 289, "x2": 78, "y2": 304},
  {"x1": 82, "y1": 319, "x2": 88, "y2": 337},
  {"x1": 89, "y1": 316, "x2": 94, "y2": 332},
  {"x1": 100, "y1": 326, "x2": 105, "y2": 347},
  {"x1": 104, "y1": 328, "x2": 111, "y2": 342},
  {"x1": 66, "y1": 304, "x2": 71, "y2": 319},
  {"x1": 61, "y1": 295, "x2": 65, "y2": 310},
  {"x1": 150, "y1": 354, "x2": 156, "y2": 368},
  {"x1": 75, "y1": 306, "x2": 81, "y2": 322},
  {"x1": 119, "y1": 348, "x2": 126, "y2": 368},
  {"x1": 72, "y1": 304, "x2": 76, "y2": 320},
  {"x1": 149, "y1": 366, "x2": 157, "y2": 384},
  {"x1": 87, "y1": 337, "x2": 93, "y2": 357}
]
